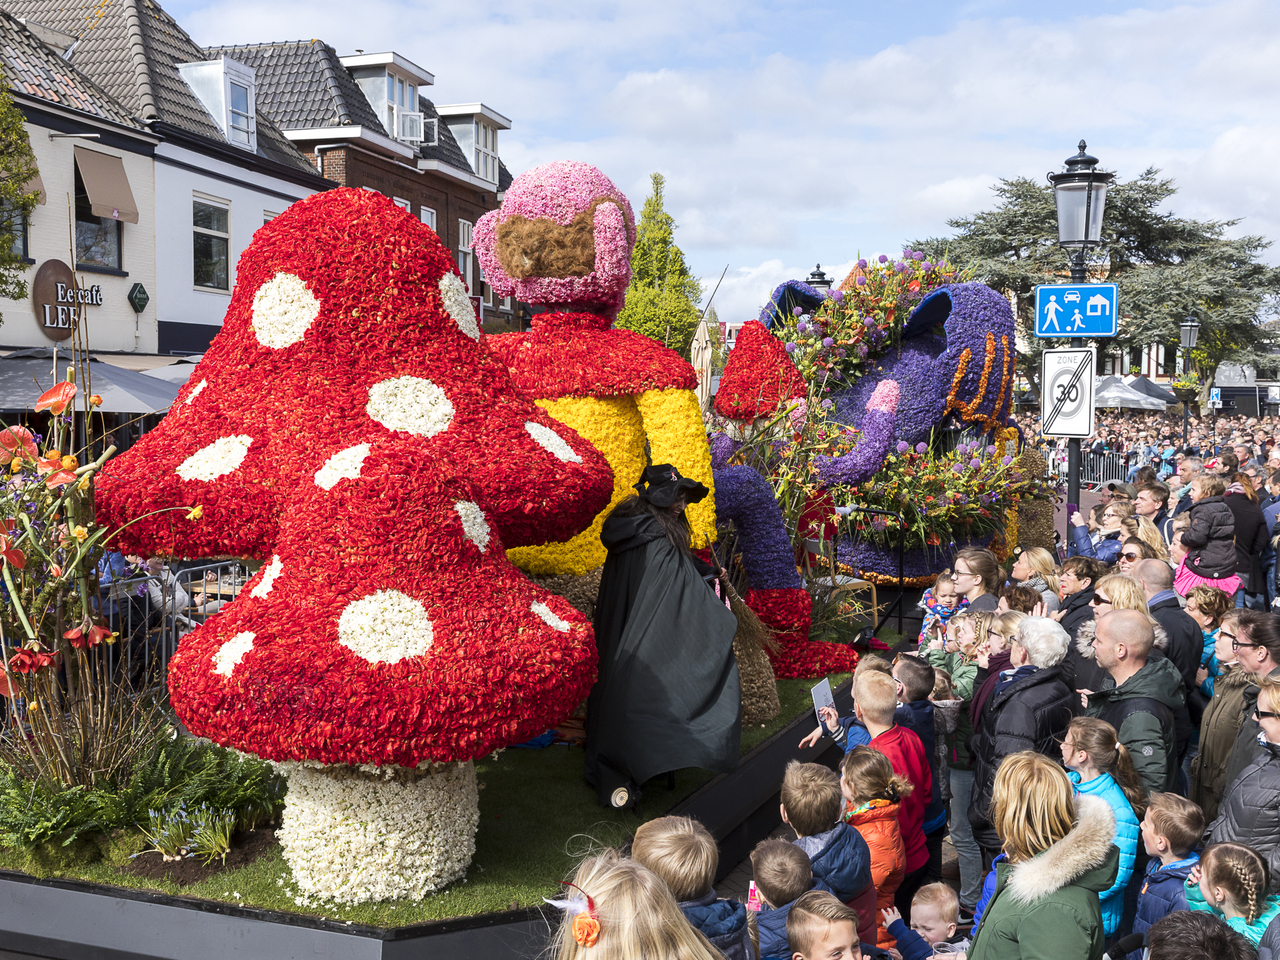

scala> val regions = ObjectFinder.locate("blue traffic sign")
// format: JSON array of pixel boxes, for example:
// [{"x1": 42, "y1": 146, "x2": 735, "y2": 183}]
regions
[{"x1": 1034, "y1": 283, "x2": 1119, "y2": 338}]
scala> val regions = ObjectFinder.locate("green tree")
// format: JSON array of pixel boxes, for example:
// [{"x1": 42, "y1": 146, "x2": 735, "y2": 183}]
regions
[
  {"x1": 0, "y1": 82, "x2": 39, "y2": 313},
  {"x1": 915, "y1": 169, "x2": 1280, "y2": 393},
  {"x1": 617, "y1": 173, "x2": 703, "y2": 356}
]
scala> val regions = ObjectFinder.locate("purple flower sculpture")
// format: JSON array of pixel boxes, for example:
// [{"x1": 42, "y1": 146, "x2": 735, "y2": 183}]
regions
[
  {"x1": 713, "y1": 465, "x2": 801, "y2": 590},
  {"x1": 987, "y1": 445, "x2": 997, "y2": 455},
  {"x1": 916, "y1": 442, "x2": 928, "y2": 454},
  {"x1": 820, "y1": 399, "x2": 833, "y2": 410},
  {"x1": 831, "y1": 289, "x2": 845, "y2": 303},
  {"x1": 922, "y1": 261, "x2": 934, "y2": 271},
  {"x1": 797, "y1": 321, "x2": 808, "y2": 333},
  {"x1": 785, "y1": 342, "x2": 797, "y2": 353},
  {"x1": 709, "y1": 431, "x2": 743, "y2": 470},
  {"x1": 970, "y1": 458, "x2": 982, "y2": 469},
  {"x1": 1001, "y1": 455, "x2": 1014, "y2": 466},
  {"x1": 855, "y1": 276, "x2": 867, "y2": 286},
  {"x1": 792, "y1": 306, "x2": 803, "y2": 316},
  {"x1": 913, "y1": 251, "x2": 925, "y2": 261},
  {"x1": 857, "y1": 259, "x2": 868, "y2": 269},
  {"x1": 896, "y1": 441, "x2": 910, "y2": 454},
  {"x1": 952, "y1": 463, "x2": 964, "y2": 474},
  {"x1": 878, "y1": 254, "x2": 888, "y2": 263},
  {"x1": 823, "y1": 337, "x2": 834, "y2": 347}
]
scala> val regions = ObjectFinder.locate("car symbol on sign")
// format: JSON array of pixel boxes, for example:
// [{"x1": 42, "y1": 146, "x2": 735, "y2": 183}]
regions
[{"x1": 1063, "y1": 291, "x2": 1081, "y2": 303}]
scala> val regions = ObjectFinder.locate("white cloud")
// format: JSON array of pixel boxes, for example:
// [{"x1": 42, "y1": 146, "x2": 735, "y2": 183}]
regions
[{"x1": 164, "y1": 0, "x2": 1280, "y2": 320}]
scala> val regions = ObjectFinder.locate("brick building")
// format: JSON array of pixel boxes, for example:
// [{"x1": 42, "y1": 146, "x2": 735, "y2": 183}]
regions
[{"x1": 206, "y1": 41, "x2": 520, "y2": 327}]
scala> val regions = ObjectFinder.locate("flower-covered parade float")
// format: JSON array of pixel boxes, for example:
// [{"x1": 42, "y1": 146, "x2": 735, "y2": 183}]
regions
[
  {"x1": 713, "y1": 254, "x2": 1057, "y2": 587},
  {"x1": 95, "y1": 188, "x2": 615, "y2": 903}
]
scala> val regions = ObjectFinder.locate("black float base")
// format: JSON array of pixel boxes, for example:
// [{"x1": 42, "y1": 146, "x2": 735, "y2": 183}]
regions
[{"x1": 0, "y1": 679, "x2": 853, "y2": 960}]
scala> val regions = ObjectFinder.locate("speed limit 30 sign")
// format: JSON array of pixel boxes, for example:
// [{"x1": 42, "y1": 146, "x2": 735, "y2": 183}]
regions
[{"x1": 1041, "y1": 347, "x2": 1096, "y2": 438}]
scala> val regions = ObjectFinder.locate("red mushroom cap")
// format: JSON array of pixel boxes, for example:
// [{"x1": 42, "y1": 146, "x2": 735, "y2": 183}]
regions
[
  {"x1": 96, "y1": 189, "x2": 613, "y2": 558},
  {"x1": 168, "y1": 437, "x2": 596, "y2": 765}
]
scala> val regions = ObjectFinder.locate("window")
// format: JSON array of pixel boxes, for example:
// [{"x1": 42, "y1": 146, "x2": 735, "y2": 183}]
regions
[
  {"x1": 74, "y1": 167, "x2": 121, "y2": 270},
  {"x1": 474, "y1": 121, "x2": 498, "y2": 183},
  {"x1": 193, "y1": 199, "x2": 230, "y2": 290},
  {"x1": 457, "y1": 219, "x2": 473, "y2": 290},
  {"x1": 420, "y1": 206, "x2": 437, "y2": 231},
  {"x1": 229, "y1": 82, "x2": 252, "y2": 145},
  {"x1": 392, "y1": 197, "x2": 411, "y2": 212},
  {"x1": 263, "y1": 210, "x2": 279, "y2": 226},
  {"x1": 2, "y1": 203, "x2": 29, "y2": 260},
  {"x1": 1161, "y1": 342, "x2": 1179, "y2": 378}
]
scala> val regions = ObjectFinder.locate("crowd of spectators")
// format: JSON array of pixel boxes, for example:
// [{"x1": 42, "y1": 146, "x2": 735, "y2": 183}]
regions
[{"x1": 546, "y1": 533, "x2": 1280, "y2": 960}]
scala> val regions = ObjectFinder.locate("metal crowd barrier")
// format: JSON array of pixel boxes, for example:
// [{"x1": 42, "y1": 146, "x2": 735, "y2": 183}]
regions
[
  {"x1": 1043, "y1": 447, "x2": 1130, "y2": 490},
  {"x1": 95, "y1": 559, "x2": 250, "y2": 688}
]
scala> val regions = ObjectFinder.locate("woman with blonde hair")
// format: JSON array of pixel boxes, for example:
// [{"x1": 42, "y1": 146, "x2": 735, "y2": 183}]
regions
[
  {"x1": 1011, "y1": 547, "x2": 1061, "y2": 613},
  {"x1": 1060, "y1": 573, "x2": 1159, "y2": 701},
  {"x1": 967, "y1": 751, "x2": 1118, "y2": 960},
  {"x1": 550, "y1": 849, "x2": 723, "y2": 960},
  {"x1": 1120, "y1": 516, "x2": 1169, "y2": 561}
]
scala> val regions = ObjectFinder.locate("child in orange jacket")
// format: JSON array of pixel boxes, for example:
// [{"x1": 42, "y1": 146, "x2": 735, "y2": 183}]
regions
[{"x1": 841, "y1": 745, "x2": 913, "y2": 951}]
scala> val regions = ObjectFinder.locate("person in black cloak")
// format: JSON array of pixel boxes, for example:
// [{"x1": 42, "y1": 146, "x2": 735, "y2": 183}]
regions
[{"x1": 584, "y1": 463, "x2": 741, "y2": 808}]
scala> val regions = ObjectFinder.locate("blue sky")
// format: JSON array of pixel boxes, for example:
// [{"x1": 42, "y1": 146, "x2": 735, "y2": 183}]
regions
[{"x1": 168, "y1": 0, "x2": 1280, "y2": 322}]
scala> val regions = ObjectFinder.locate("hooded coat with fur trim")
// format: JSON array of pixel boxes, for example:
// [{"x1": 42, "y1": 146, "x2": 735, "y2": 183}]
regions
[{"x1": 967, "y1": 794, "x2": 1120, "y2": 960}]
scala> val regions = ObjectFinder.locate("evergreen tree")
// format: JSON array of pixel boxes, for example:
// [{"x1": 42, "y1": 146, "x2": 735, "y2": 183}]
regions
[
  {"x1": 914, "y1": 169, "x2": 1280, "y2": 392},
  {"x1": 0, "y1": 82, "x2": 39, "y2": 313},
  {"x1": 617, "y1": 173, "x2": 703, "y2": 356}
]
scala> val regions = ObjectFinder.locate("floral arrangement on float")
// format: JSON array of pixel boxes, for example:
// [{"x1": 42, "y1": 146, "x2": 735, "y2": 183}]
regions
[
  {"x1": 95, "y1": 189, "x2": 615, "y2": 904},
  {"x1": 712, "y1": 248, "x2": 1046, "y2": 590},
  {"x1": 474, "y1": 161, "x2": 715, "y2": 577}
]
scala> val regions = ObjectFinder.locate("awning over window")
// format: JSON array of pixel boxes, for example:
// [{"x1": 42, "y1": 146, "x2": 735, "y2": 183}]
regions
[
  {"x1": 24, "y1": 172, "x2": 45, "y2": 205},
  {"x1": 73, "y1": 146, "x2": 138, "y2": 224}
]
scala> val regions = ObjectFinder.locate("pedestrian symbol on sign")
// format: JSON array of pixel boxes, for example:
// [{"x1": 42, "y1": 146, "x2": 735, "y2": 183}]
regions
[{"x1": 1043, "y1": 295, "x2": 1063, "y2": 332}]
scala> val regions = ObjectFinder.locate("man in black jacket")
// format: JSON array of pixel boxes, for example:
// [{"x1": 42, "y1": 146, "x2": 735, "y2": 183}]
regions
[
  {"x1": 1135, "y1": 560, "x2": 1203, "y2": 715},
  {"x1": 968, "y1": 616, "x2": 1074, "y2": 868}
]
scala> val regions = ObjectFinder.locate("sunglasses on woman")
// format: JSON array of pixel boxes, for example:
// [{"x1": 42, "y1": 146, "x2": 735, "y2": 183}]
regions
[
  {"x1": 1090, "y1": 595, "x2": 1111, "y2": 606},
  {"x1": 1255, "y1": 709, "x2": 1280, "y2": 721},
  {"x1": 1120, "y1": 552, "x2": 1142, "y2": 561}
]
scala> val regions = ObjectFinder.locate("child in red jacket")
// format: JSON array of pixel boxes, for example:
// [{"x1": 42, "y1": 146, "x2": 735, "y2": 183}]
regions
[{"x1": 855, "y1": 670, "x2": 932, "y2": 921}]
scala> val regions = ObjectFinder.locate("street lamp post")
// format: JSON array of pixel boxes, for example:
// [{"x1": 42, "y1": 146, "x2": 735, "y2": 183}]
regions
[
  {"x1": 1179, "y1": 317, "x2": 1201, "y2": 451},
  {"x1": 1048, "y1": 141, "x2": 1115, "y2": 521},
  {"x1": 806, "y1": 265, "x2": 832, "y2": 292}
]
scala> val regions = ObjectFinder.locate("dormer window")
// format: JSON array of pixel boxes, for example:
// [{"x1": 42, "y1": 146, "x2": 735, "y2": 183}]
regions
[
  {"x1": 474, "y1": 121, "x2": 498, "y2": 183},
  {"x1": 178, "y1": 57, "x2": 258, "y2": 152},
  {"x1": 229, "y1": 81, "x2": 252, "y2": 145}
]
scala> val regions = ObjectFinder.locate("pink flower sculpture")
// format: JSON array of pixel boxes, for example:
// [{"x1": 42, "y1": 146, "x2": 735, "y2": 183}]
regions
[{"x1": 473, "y1": 161, "x2": 635, "y2": 311}]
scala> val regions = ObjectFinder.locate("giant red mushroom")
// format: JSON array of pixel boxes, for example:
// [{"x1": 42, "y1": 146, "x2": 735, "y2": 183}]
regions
[{"x1": 96, "y1": 190, "x2": 614, "y2": 902}]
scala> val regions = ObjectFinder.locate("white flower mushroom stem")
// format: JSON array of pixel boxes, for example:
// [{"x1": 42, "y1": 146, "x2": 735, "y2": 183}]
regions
[{"x1": 275, "y1": 759, "x2": 480, "y2": 904}]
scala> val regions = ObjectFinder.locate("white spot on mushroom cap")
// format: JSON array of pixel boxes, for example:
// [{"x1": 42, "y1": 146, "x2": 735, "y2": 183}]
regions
[
  {"x1": 184, "y1": 379, "x2": 207, "y2": 405},
  {"x1": 315, "y1": 443, "x2": 371, "y2": 491},
  {"x1": 338, "y1": 589, "x2": 433, "y2": 664},
  {"x1": 252, "y1": 272, "x2": 321, "y2": 349},
  {"x1": 454, "y1": 501, "x2": 490, "y2": 551},
  {"x1": 212, "y1": 631, "x2": 255, "y2": 676},
  {"x1": 250, "y1": 555, "x2": 283, "y2": 599},
  {"x1": 439, "y1": 273, "x2": 479, "y2": 340},
  {"x1": 177, "y1": 435, "x2": 253, "y2": 481},
  {"x1": 367, "y1": 377, "x2": 454, "y2": 437},
  {"x1": 524, "y1": 421, "x2": 581, "y2": 463},
  {"x1": 531, "y1": 601, "x2": 571, "y2": 632}
]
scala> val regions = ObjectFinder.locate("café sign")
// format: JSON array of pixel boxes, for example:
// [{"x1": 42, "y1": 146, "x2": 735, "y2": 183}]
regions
[{"x1": 31, "y1": 260, "x2": 102, "y2": 342}]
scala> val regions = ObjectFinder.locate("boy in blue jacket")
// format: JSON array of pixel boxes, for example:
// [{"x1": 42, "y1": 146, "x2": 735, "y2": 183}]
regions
[
  {"x1": 750, "y1": 840, "x2": 828, "y2": 960},
  {"x1": 781, "y1": 761, "x2": 877, "y2": 945},
  {"x1": 632, "y1": 816, "x2": 752, "y2": 960},
  {"x1": 1130, "y1": 792, "x2": 1206, "y2": 959}
]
